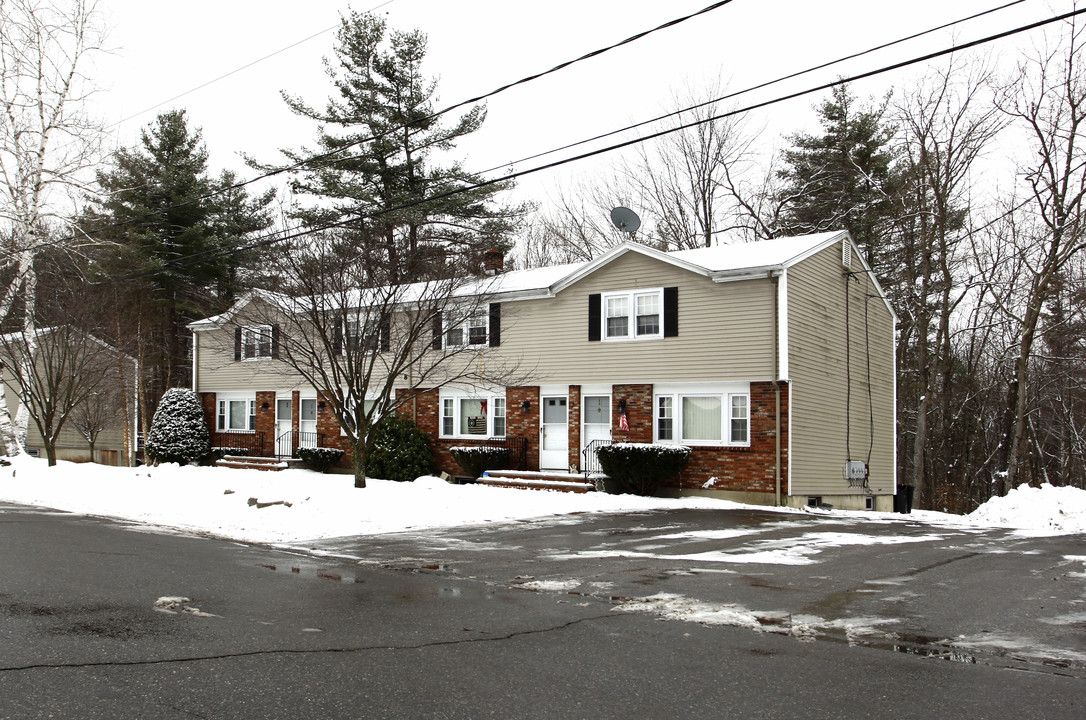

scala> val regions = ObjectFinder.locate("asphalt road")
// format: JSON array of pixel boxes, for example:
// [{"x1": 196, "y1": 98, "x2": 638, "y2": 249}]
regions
[{"x1": 1, "y1": 501, "x2": 1084, "y2": 719}]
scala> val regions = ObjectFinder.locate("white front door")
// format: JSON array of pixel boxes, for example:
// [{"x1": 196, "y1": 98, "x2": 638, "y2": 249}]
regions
[
  {"x1": 299, "y1": 398, "x2": 317, "y2": 448},
  {"x1": 581, "y1": 395, "x2": 612, "y2": 472},
  {"x1": 275, "y1": 397, "x2": 293, "y2": 456},
  {"x1": 540, "y1": 396, "x2": 568, "y2": 470}
]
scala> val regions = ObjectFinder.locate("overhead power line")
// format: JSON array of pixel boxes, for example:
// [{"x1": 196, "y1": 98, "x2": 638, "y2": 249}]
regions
[
  {"x1": 22, "y1": 0, "x2": 1020, "y2": 264},
  {"x1": 107, "y1": 0, "x2": 400, "y2": 130},
  {"x1": 48, "y1": 0, "x2": 741, "y2": 257},
  {"x1": 94, "y1": 4, "x2": 1086, "y2": 288},
  {"x1": 475, "y1": 0, "x2": 1029, "y2": 178}
]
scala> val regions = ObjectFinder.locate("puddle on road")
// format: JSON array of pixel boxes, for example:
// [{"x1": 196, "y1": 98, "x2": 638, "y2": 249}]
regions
[{"x1": 257, "y1": 563, "x2": 365, "y2": 584}]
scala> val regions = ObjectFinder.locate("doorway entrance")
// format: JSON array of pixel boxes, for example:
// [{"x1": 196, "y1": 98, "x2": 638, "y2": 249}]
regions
[{"x1": 539, "y1": 396, "x2": 568, "y2": 470}]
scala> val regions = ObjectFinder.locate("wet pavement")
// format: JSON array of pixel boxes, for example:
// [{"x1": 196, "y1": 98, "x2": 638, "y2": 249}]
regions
[
  {"x1": 1, "y1": 502, "x2": 1084, "y2": 718},
  {"x1": 302, "y1": 508, "x2": 1086, "y2": 675}
]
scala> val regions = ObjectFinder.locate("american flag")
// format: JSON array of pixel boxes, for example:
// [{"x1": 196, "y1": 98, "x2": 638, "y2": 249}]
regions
[{"x1": 619, "y1": 409, "x2": 629, "y2": 431}]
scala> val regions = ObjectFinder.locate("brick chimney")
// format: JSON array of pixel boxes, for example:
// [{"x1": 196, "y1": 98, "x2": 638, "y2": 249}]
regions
[{"x1": 483, "y1": 248, "x2": 504, "y2": 275}]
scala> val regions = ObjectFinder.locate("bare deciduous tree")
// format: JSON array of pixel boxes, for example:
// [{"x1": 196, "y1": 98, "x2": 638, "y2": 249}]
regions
[
  {"x1": 992, "y1": 17, "x2": 1086, "y2": 493},
  {"x1": 0, "y1": 0, "x2": 106, "y2": 455},
  {"x1": 888, "y1": 58, "x2": 1004, "y2": 509},
  {"x1": 222, "y1": 235, "x2": 527, "y2": 488}
]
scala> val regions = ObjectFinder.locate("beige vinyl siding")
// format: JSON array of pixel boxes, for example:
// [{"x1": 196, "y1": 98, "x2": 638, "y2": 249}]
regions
[
  {"x1": 195, "y1": 326, "x2": 308, "y2": 392},
  {"x1": 786, "y1": 241, "x2": 896, "y2": 497},
  {"x1": 493, "y1": 251, "x2": 777, "y2": 385},
  {"x1": 2, "y1": 353, "x2": 135, "y2": 464},
  {"x1": 195, "y1": 300, "x2": 309, "y2": 393}
]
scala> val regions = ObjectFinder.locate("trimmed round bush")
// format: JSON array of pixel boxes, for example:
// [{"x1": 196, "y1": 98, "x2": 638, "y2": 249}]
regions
[
  {"x1": 449, "y1": 445, "x2": 511, "y2": 479},
  {"x1": 595, "y1": 443, "x2": 691, "y2": 496},
  {"x1": 366, "y1": 414, "x2": 432, "y2": 482},
  {"x1": 297, "y1": 446, "x2": 345, "y2": 473},
  {"x1": 146, "y1": 388, "x2": 211, "y2": 465}
]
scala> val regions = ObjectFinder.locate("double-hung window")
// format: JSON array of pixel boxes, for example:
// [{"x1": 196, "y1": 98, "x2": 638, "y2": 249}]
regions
[
  {"x1": 654, "y1": 385, "x2": 750, "y2": 446},
  {"x1": 602, "y1": 289, "x2": 663, "y2": 340},
  {"x1": 345, "y1": 318, "x2": 378, "y2": 354},
  {"x1": 445, "y1": 313, "x2": 488, "y2": 347},
  {"x1": 241, "y1": 326, "x2": 273, "y2": 359},
  {"x1": 217, "y1": 396, "x2": 256, "y2": 432},
  {"x1": 440, "y1": 393, "x2": 506, "y2": 438}
]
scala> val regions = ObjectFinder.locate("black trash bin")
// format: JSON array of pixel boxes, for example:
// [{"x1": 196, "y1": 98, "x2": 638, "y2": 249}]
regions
[{"x1": 894, "y1": 484, "x2": 915, "y2": 514}]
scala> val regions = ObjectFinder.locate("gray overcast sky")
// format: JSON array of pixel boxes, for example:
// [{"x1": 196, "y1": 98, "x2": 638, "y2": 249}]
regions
[{"x1": 87, "y1": 0, "x2": 1072, "y2": 210}]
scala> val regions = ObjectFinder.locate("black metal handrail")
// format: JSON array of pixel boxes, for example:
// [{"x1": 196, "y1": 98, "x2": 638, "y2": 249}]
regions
[
  {"x1": 211, "y1": 431, "x2": 267, "y2": 457},
  {"x1": 582, "y1": 438, "x2": 613, "y2": 477},
  {"x1": 274, "y1": 430, "x2": 327, "y2": 458}
]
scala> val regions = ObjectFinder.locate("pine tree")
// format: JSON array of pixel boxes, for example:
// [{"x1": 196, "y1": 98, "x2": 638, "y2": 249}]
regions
[
  {"x1": 145, "y1": 388, "x2": 210, "y2": 465},
  {"x1": 92, "y1": 110, "x2": 273, "y2": 413},
  {"x1": 777, "y1": 85, "x2": 898, "y2": 272},
  {"x1": 267, "y1": 10, "x2": 521, "y2": 280}
]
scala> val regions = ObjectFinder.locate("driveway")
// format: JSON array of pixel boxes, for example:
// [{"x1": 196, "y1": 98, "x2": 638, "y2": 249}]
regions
[
  {"x1": 304, "y1": 507, "x2": 1086, "y2": 674},
  {"x1": 2, "y1": 501, "x2": 1084, "y2": 719}
]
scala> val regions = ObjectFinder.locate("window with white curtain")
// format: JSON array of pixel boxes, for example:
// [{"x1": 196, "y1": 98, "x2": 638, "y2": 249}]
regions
[
  {"x1": 654, "y1": 384, "x2": 750, "y2": 446},
  {"x1": 217, "y1": 396, "x2": 256, "y2": 432}
]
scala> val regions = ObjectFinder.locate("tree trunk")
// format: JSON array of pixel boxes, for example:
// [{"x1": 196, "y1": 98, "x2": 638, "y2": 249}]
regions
[{"x1": 352, "y1": 439, "x2": 367, "y2": 489}]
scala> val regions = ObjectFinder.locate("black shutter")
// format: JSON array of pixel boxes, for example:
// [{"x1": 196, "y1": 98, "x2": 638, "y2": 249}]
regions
[
  {"x1": 489, "y1": 303, "x2": 501, "y2": 347},
  {"x1": 234, "y1": 326, "x2": 242, "y2": 361},
  {"x1": 664, "y1": 287, "x2": 679, "y2": 337},
  {"x1": 588, "y1": 294, "x2": 601, "y2": 341},
  {"x1": 271, "y1": 325, "x2": 280, "y2": 359},
  {"x1": 380, "y1": 319, "x2": 391, "y2": 352},
  {"x1": 332, "y1": 315, "x2": 343, "y2": 355},
  {"x1": 432, "y1": 312, "x2": 443, "y2": 350}
]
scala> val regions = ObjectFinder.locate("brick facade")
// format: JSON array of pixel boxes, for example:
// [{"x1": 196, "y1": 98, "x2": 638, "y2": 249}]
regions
[
  {"x1": 674, "y1": 381, "x2": 789, "y2": 495},
  {"x1": 198, "y1": 380, "x2": 790, "y2": 494},
  {"x1": 506, "y1": 386, "x2": 540, "y2": 471},
  {"x1": 567, "y1": 385, "x2": 581, "y2": 471},
  {"x1": 610, "y1": 384, "x2": 653, "y2": 443}
]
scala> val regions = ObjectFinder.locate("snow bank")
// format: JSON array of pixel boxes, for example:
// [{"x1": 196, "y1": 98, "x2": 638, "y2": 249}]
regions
[
  {"x1": 0, "y1": 456, "x2": 729, "y2": 544},
  {"x1": 969, "y1": 483, "x2": 1086, "y2": 536},
  {"x1": 2, "y1": 456, "x2": 1083, "y2": 545}
]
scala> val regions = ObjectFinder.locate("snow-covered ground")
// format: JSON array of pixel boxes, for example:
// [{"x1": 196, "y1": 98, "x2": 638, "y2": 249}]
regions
[{"x1": 0, "y1": 455, "x2": 1084, "y2": 543}]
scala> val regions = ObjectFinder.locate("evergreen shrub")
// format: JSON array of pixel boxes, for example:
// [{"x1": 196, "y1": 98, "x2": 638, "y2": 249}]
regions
[
  {"x1": 145, "y1": 388, "x2": 211, "y2": 465},
  {"x1": 297, "y1": 447, "x2": 344, "y2": 473},
  {"x1": 595, "y1": 443, "x2": 691, "y2": 496},
  {"x1": 365, "y1": 414, "x2": 432, "y2": 482},
  {"x1": 449, "y1": 445, "x2": 511, "y2": 479}
]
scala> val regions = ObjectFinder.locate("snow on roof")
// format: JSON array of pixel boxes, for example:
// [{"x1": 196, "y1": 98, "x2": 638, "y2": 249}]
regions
[
  {"x1": 667, "y1": 231, "x2": 845, "y2": 273},
  {"x1": 188, "y1": 232, "x2": 851, "y2": 327}
]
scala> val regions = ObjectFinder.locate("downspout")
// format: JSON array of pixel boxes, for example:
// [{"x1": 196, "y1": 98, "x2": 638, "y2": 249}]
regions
[
  {"x1": 770, "y1": 270, "x2": 782, "y2": 507},
  {"x1": 191, "y1": 330, "x2": 199, "y2": 391}
]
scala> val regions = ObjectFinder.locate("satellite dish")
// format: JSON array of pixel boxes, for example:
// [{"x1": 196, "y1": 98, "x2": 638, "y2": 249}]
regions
[{"x1": 610, "y1": 206, "x2": 641, "y2": 234}]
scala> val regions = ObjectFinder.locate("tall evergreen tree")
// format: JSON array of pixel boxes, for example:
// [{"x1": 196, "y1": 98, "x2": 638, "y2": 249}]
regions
[
  {"x1": 266, "y1": 10, "x2": 521, "y2": 281},
  {"x1": 777, "y1": 84, "x2": 898, "y2": 272},
  {"x1": 92, "y1": 110, "x2": 273, "y2": 413}
]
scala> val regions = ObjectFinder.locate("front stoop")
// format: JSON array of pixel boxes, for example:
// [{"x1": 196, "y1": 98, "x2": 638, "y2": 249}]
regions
[
  {"x1": 215, "y1": 455, "x2": 294, "y2": 471},
  {"x1": 477, "y1": 469, "x2": 597, "y2": 493}
]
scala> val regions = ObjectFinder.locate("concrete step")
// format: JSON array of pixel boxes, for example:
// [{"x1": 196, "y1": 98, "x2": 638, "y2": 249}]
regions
[
  {"x1": 216, "y1": 455, "x2": 290, "y2": 471},
  {"x1": 477, "y1": 469, "x2": 597, "y2": 493}
]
